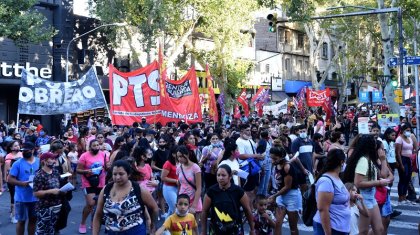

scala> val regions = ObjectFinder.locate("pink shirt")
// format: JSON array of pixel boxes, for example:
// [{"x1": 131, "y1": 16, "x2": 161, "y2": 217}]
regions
[
  {"x1": 137, "y1": 164, "x2": 156, "y2": 193},
  {"x1": 396, "y1": 136, "x2": 413, "y2": 157},
  {"x1": 176, "y1": 163, "x2": 202, "y2": 211},
  {"x1": 79, "y1": 151, "x2": 108, "y2": 188}
]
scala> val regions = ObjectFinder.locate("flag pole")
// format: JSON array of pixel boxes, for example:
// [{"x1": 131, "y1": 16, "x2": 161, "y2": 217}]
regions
[
  {"x1": 93, "y1": 66, "x2": 112, "y2": 125},
  {"x1": 16, "y1": 113, "x2": 19, "y2": 134}
]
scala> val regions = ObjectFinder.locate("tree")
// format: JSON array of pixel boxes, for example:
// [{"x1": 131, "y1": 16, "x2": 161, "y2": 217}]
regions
[{"x1": 0, "y1": 0, "x2": 56, "y2": 43}]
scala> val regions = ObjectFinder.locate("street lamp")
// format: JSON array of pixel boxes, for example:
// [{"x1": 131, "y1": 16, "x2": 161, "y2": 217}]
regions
[
  {"x1": 352, "y1": 75, "x2": 365, "y2": 96},
  {"x1": 376, "y1": 75, "x2": 392, "y2": 95},
  {"x1": 66, "y1": 22, "x2": 127, "y2": 82}
]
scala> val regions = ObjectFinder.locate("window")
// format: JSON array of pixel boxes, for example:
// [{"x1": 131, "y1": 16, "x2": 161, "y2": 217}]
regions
[
  {"x1": 255, "y1": 63, "x2": 261, "y2": 72},
  {"x1": 285, "y1": 58, "x2": 290, "y2": 71},
  {"x1": 298, "y1": 60, "x2": 303, "y2": 71},
  {"x1": 265, "y1": 64, "x2": 270, "y2": 73},
  {"x1": 322, "y1": 42, "x2": 328, "y2": 59},
  {"x1": 278, "y1": 28, "x2": 285, "y2": 42},
  {"x1": 297, "y1": 34, "x2": 304, "y2": 48},
  {"x1": 285, "y1": 30, "x2": 290, "y2": 44}
]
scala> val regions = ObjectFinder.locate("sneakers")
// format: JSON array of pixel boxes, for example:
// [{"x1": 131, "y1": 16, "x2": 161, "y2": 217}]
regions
[
  {"x1": 390, "y1": 210, "x2": 402, "y2": 219},
  {"x1": 79, "y1": 224, "x2": 87, "y2": 234},
  {"x1": 398, "y1": 200, "x2": 409, "y2": 206},
  {"x1": 10, "y1": 213, "x2": 17, "y2": 224}
]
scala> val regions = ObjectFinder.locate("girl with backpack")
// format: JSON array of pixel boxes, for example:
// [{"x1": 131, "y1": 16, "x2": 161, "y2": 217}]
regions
[
  {"x1": 268, "y1": 147, "x2": 301, "y2": 235},
  {"x1": 92, "y1": 160, "x2": 158, "y2": 235},
  {"x1": 343, "y1": 135, "x2": 387, "y2": 235},
  {"x1": 313, "y1": 149, "x2": 350, "y2": 235}
]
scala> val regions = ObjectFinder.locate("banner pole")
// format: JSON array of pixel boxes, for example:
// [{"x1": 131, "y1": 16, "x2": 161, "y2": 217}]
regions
[
  {"x1": 93, "y1": 66, "x2": 112, "y2": 125},
  {"x1": 16, "y1": 113, "x2": 19, "y2": 134}
]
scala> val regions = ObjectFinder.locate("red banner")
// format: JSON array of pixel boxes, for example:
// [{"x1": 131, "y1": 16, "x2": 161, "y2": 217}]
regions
[
  {"x1": 109, "y1": 62, "x2": 202, "y2": 125},
  {"x1": 161, "y1": 67, "x2": 202, "y2": 124},
  {"x1": 206, "y1": 64, "x2": 218, "y2": 122},
  {"x1": 306, "y1": 88, "x2": 331, "y2": 107},
  {"x1": 237, "y1": 88, "x2": 249, "y2": 117}
]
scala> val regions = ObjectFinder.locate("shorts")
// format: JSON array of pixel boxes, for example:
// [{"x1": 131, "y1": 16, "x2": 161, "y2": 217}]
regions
[
  {"x1": 84, "y1": 187, "x2": 103, "y2": 195},
  {"x1": 380, "y1": 194, "x2": 392, "y2": 217},
  {"x1": 276, "y1": 189, "x2": 302, "y2": 212},
  {"x1": 360, "y1": 187, "x2": 377, "y2": 209},
  {"x1": 15, "y1": 201, "x2": 36, "y2": 221},
  {"x1": 107, "y1": 223, "x2": 146, "y2": 235},
  {"x1": 241, "y1": 174, "x2": 260, "y2": 192},
  {"x1": 71, "y1": 163, "x2": 78, "y2": 173}
]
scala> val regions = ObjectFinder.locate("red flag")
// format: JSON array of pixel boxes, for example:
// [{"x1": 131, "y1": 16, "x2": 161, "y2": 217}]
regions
[
  {"x1": 206, "y1": 64, "x2": 218, "y2": 122},
  {"x1": 306, "y1": 88, "x2": 330, "y2": 107},
  {"x1": 237, "y1": 88, "x2": 249, "y2": 117},
  {"x1": 234, "y1": 105, "x2": 241, "y2": 119},
  {"x1": 322, "y1": 96, "x2": 333, "y2": 121}
]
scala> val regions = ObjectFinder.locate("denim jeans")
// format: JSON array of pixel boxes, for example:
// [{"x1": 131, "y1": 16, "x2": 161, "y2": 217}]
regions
[
  {"x1": 162, "y1": 184, "x2": 178, "y2": 216},
  {"x1": 257, "y1": 156, "x2": 272, "y2": 196},
  {"x1": 398, "y1": 156, "x2": 412, "y2": 197},
  {"x1": 313, "y1": 221, "x2": 349, "y2": 235}
]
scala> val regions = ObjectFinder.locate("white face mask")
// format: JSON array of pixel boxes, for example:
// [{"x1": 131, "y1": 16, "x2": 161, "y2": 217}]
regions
[
  {"x1": 175, "y1": 208, "x2": 189, "y2": 217},
  {"x1": 299, "y1": 132, "x2": 307, "y2": 139},
  {"x1": 404, "y1": 131, "x2": 411, "y2": 138}
]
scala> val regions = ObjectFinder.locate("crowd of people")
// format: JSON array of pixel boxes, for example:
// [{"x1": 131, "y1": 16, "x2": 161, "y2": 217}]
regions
[{"x1": 0, "y1": 107, "x2": 418, "y2": 235}]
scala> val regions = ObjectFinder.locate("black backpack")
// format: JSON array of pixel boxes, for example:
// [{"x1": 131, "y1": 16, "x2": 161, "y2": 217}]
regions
[{"x1": 302, "y1": 175, "x2": 335, "y2": 226}]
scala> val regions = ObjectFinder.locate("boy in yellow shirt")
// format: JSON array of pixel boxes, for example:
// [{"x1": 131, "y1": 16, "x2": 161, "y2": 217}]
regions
[{"x1": 156, "y1": 194, "x2": 198, "y2": 235}]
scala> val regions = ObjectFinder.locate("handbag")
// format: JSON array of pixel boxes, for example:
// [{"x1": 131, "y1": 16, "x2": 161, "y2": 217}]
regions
[
  {"x1": 375, "y1": 186, "x2": 387, "y2": 205},
  {"x1": 86, "y1": 174, "x2": 100, "y2": 188},
  {"x1": 239, "y1": 140, "x2": 261, "y2": 175}
]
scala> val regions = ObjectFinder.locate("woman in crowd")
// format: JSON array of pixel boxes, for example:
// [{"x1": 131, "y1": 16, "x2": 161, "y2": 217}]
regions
[
  {"x1": 109, "y1": 136, "x2": 126, "y2": 164},
  {"x1": 382, "y1": 128, "x2": 397, "y2": 185},
  {"x1": 77, "y1": 126, "x2": 89, "y2": 157},
  {"x1": 76, "y1": 139, "x2": 107, "y2": 234},
  {"x1": 218, "y1": 138, "x2": 240, "y2": 186},
  {"x1": 66, "y1": 127, "x2": 78, "y2": 144},
  {"x1": 132, "y1": 146, "x2": 158, "y2": 194},
  {"x1": 313, "y1": 148, "x2": 350, "y2": 235},
  {"x1": 182, "y1": 132, "x2": 202, "y2": 162},
  {"x1": 96, "y1": 133, "x2": 112, "y2": 156},
  {"x1": 395, "y1": 123, "x2": 416, "y2": 204},
  {"x1": 92, "y1": 160, "x2": 159, "y2": 235},
  {"x1": 327, "y1": 131, "x2": 345, "y2": 152},
  {"x1": 200, "y1": 133, "x2": 223, "y2": 189},
  {"x1": 268, "y1": 147, "x2": 301, "y2": 235},
  {"x1": 176, "y1": 145, "x2": 202, "y2": 219},
  {"x1": 201, "y1": 164, "x2": 255, "y2": 235},
  {"x1": 5, "y1": 140, "x2": 22, "y2": 223},
  {"x1": 161, "y1": 146, "x2": 179, "y2": 217},
  {"x1": 33, "y1": 152, "x2": 63, "y2": 235},
  {"x1": 344, "y1": 135, "x2": 386, "y2": 235},
  {"x1": 151, "y1": 136, "x2": 170, "y2": 217}
]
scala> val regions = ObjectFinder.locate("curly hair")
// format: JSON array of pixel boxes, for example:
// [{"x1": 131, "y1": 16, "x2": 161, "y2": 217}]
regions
[{"x1": 343, "y1": 135, "x2": 378, "y2": 183}]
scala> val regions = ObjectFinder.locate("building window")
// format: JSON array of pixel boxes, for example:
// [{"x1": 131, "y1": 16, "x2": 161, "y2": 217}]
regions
[
  {"x1": 265, "y1": 64, "x2": 270, "y2": 73},
  {"x1": 255, "y1": 63, "x2": 260, "y2": 72},
  {"x1": 278, "y1": 28, "x2": 285, "y2": 42},
  {"x1": 322, "y1": 42, "x2": 328, "y2": 59},
  {"x1": 285, "y1": 58, "x2": 290, "y2": 71},
  {"x1": 285, "y1": 30, "x2": 290, "y2": 44},
  {"x1": 297, "y1": 34, "x2": 304, "y2": 48}
]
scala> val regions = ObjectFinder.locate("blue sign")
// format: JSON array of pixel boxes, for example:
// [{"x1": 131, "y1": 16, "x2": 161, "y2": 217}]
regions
[
  {"x1": 372, "y1": 91, "x2": 383, "y2": 103},
  {"x1": 389, "y1": 57, "x2": 398, "y2": 67},
  {"x1": 403, "y1": 56, "x2": 420, "y2": 65},
  {"x1": 359, "y1": 91, "x2": 370, "y2": 103}
]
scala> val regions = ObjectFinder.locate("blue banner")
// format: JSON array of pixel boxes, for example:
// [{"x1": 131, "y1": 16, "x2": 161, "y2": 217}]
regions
[
  {"x1": 18, "y1": 68, "x2": 107, "y2": 115},
  {"x1": 359, "y1": 91, "x2": 370, "y2": 103},
  {"x1": 372, "y1": 91, "x2": 383, "y2": 103}
]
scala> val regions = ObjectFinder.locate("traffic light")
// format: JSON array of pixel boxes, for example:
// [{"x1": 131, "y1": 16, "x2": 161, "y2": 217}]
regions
[
  {"x1": 267, "y1": 13, "x2": 277, "y2": 33},
  {"x1": 391, "y1": 80, "x2": 398, "y2": 88}
]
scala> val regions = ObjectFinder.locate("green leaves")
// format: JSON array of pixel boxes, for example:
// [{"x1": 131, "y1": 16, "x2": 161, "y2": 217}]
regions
[{"x1": 0, "y1": 0, "x2": 56, "y2": 43}]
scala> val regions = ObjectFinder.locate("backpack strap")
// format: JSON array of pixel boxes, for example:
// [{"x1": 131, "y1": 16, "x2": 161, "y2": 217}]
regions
[{"x1": 320, "y1": 175, "x2": 337, "y2": 195}]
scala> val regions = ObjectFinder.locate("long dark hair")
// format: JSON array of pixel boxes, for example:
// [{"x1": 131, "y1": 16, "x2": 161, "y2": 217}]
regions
[
  {"x1": 168, "y1": 146, "x2": 178, "y2": 165},
  {"x1": 383, "y1": 128, "x2": 396, "y2": 144},
  {"x1": 221, "y1": 138, "x2": 237, "y2": 162},
  {"x1": 343, "y1": 135, "x2": 378, "y2": 183},
  {"x1": 131, "y1": 146, "x2": 148, "y2": 165},
  {"x1": 178, "y1": 145, "x2": 198, "y2": 164},
  {"x1": 316, "y1": 149, "x2": 346, "y2": 180}
]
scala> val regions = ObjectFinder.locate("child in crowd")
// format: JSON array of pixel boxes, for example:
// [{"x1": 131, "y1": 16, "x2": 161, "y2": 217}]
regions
[
  {"x1": 67, "y1": 143, "x2": 78, "y2": 186},
  {"x1": 156, "y1": 194, "x2": 198, "y2": 235},
  {"x1": 253, "y1": 194, "x2": 276, "y2": 235},
  {"x1": 345, "y1": 183, "x2": 368, "y2": 235}
]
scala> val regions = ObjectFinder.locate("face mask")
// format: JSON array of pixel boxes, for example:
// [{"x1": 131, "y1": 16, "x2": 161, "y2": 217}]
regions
[
  {"x1": 339, "y1": 140, "x2": 345, "y2": 145},
  {"x1": 113, "y1": 129, "x2": 118, "y2": 132},
  {"x1": 159, "y1": 144, "x2": 166, "y2": 149},
  {"x1": 175, "y1": 208, "x2": 188, "y2": 217},
  {"x1": 142, "y1": 120, "x2": 146, "y2": 124},
  {"x1": 404, "y1": 131, "x2": 411, "y2": 138},
  {"x1": 46, "y1": 163, "x2": 55, "y2": 169},
  {"x1": 22, "y1": 151, "x2": 32, "y2": 159},
  {"x1": 299, "y1": 132, "x2": 307, "y2": 139},
  {"x1": 91, "y1": 149, "x2": 99, "y2": 155},
  {"x1": 39, "y1": 131, "x2": 45, "y2": 136},
  {"x1": 278, "y1": 158, "x2": 287, "y2": 165}
]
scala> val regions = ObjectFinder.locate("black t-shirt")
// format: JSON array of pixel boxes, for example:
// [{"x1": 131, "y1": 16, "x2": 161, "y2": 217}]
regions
[
  {"x1": 152, "y1": 148, "x2": 169, "y2": 172},
  {"x1": 313, "y1": 142, "x2": 324, "y2": 155},
  {"x1": 274, "y1": 163, "x2": 299, "y2": 190},
  {"x1": 207, "y1": 184, "x2": 245, "y2": 225}
]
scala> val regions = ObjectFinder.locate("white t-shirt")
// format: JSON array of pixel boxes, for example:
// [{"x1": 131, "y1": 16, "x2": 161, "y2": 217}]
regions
[
  {"x1": 219, "y1": 159, "x2": 240, "y2": 186},
  {"x1": 350, "y1": 205, "x2": 359, "y2": 235},
  {"x1": 67, "y1": 151, "x2": 79, "y2": 164},
  {"x1": 236, "y1": 137, "x2": 256, "y2": 155}
]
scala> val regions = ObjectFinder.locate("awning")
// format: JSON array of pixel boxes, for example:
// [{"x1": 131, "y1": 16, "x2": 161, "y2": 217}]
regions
[
  {"x1": 284, "y1": 80, "x2": 325, "y2": 93},
  {"x1": 271, "y1": 91, "x2": 289, "y2": 102}
]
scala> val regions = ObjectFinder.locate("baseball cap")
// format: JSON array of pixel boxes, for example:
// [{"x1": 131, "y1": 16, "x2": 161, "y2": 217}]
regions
[
  {"x1": 21, "y1": 142, "x2": 35, "y2": 151},
  {"x1": 40, "y1": 152, "x2": 58, "y2": 161}
]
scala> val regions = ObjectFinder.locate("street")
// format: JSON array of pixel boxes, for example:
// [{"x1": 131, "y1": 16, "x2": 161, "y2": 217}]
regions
[{"x1": 0, "y1": 175, "x2": 418, "y2": 234}]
